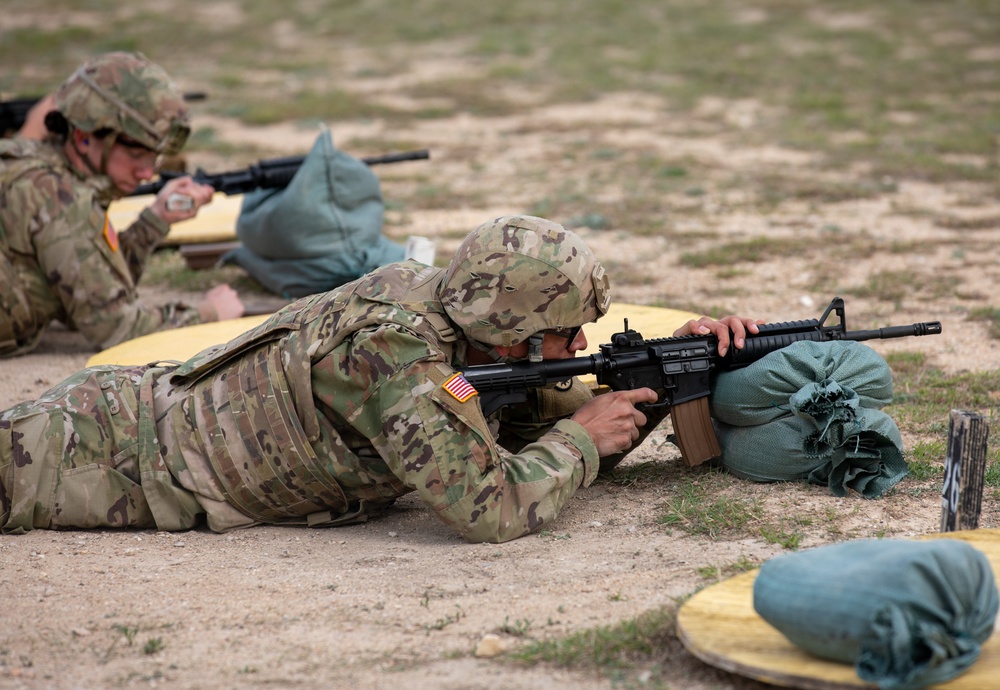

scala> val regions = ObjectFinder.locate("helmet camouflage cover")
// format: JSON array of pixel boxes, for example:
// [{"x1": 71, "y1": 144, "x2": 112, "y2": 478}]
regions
[
  {"x1": 441, "y1": 215, "x2": 611, "y2": 347},
  {"x1": 53, "y1": 51, "x2": 190, "y2": 155}
]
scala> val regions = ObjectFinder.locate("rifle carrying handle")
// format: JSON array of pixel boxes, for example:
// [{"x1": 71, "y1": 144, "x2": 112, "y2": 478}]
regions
[{"x1": 670, "y1": 397, "x2": 722, "y2": 467}]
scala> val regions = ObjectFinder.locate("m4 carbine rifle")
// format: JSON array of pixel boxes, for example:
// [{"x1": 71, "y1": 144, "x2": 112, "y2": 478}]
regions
[
  {"x1": 128, "y1": 148, "x2": 430, "y2": 197},
  {"x1": 460, "y1": 297, "x2": 942, "y2": 468}
]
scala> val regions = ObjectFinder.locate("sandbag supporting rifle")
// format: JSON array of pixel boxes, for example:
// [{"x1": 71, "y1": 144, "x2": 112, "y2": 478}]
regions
[
  {"x1": 459, "y1": 297, "x2": 942, "y2": 469},
  {"x1": 128, "y1": 148, "x2": 430, "y2": 197}
]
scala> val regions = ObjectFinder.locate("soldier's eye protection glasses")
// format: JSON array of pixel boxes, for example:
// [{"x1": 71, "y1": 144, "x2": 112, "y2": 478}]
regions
[{"x1": 544, "y1": 325, "x2": 582, "y2": 351}]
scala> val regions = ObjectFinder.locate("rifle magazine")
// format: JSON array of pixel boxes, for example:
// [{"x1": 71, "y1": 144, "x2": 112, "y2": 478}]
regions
[{"x1": 671, "y1": 397, "x2": 722, "y2": 467}]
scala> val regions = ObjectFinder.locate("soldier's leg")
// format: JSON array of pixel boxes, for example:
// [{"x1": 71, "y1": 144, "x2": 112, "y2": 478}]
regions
[{"x1": 0, "y1": 366, "x2": 157, "y2": 533}]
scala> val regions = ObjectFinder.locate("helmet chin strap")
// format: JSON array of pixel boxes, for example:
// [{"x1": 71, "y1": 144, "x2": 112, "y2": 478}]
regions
[
  {"x1": 526, "y1": 333, "x2": 544, "y2": 363},
  {"x1": 467, "y1": 337, "x2": 522, "y2": 365},
  {"x1": 99, "y1": 132, "x2": 134, "y2": 198},
  {"x1": 72, "y1": 128, "x2": 115, "y2": 179},
  {"x1": 72, "y1": 131, "x2": 100, "y2": 177},
  {"x1": 99, "y1": 133, "x2": 117, "y2": 176},
  {"x1": 473, "y1": 334, "x2": 544, "y2": 364}
]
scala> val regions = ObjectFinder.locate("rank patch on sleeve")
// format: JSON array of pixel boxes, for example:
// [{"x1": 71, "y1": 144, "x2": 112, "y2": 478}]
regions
[{"x1": 442, "y1": 373, "x2": 478, "y2": 403}]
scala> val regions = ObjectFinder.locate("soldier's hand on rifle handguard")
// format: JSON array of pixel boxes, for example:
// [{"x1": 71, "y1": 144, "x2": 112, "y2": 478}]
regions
[{"x1": 673, "y1": 315, "x2": 765, "y2": 356}]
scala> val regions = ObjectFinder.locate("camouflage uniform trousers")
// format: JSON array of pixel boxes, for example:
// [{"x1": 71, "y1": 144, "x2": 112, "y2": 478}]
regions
[
  {"x1": 0, "y1": 364, "x2": 203, "y2": 534},
  {"x1": 0, "y1": 365, "x2": 599, "y2": 536}
]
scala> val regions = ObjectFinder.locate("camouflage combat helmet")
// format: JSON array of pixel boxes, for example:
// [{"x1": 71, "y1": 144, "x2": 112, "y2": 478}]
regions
[
  {"x1": 441, "y1": 215, "x2": 611, "y2": 356},
  {"x1": 54, "y1": 52, "x2": 190, "y2": 155}
]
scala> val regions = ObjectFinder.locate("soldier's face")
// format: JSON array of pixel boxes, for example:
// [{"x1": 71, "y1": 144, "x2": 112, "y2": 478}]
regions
[
  {"x1": 549, "y1": 328, "x2": 588, "y2": 357},
  {"x1": 506, "y1": 329, "x2": 589, "y2": 361},
  {"x1": 102, "y1": 140, "x2": 159, "y2": 194}
]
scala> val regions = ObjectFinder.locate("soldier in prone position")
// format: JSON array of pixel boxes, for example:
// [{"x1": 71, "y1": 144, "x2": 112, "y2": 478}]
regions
[
  {"x1": 0, "y1": 52, "x2": 243, "y2": 358},
  {"x1": 0, "y1": 216, "x2": 758, "y2": 543}
]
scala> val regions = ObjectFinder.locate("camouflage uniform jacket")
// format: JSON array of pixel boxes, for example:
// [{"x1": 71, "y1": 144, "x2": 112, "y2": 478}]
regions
[
  {"x1": 146, "y1": 260, "x2": 600, "y2": 542},
  {"x1": 0, "y1": 137, "x2": 203, "y2": 357}
]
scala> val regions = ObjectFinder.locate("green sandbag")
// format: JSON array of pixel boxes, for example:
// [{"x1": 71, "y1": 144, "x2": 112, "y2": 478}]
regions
[
  {"x1": 709, "y1": 341, "x2": 908, "y2": 497},
  {"x1": 711, "y1": 340, "x2": 894, "y2": 427},
  {"x1": 223, "y1": 129, "x2": 405, "y2": 298},
  {"x1": 753, "y1": 539, "x2": 999, "y2": 689}
]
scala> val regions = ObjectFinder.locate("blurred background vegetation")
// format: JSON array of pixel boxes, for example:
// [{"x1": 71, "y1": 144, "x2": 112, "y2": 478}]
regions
[{"x1": 3, "y1": 0, "x2": 998, "y2": 184}]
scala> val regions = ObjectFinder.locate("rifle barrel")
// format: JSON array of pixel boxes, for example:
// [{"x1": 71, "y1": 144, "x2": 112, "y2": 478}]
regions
[
  {"x1": 361, "y1": 149, "x2": 430, "y2": 165},
  {"x1": 845, "y1": 322, "x2": 943, "y2": 341}
]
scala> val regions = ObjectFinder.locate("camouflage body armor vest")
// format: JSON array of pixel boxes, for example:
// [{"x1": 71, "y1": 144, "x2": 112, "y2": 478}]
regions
[{"x1": 158, "y1": 261, "x2": 459, "y2": 529}]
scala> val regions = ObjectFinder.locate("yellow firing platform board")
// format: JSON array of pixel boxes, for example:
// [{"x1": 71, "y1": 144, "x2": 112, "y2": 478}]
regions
[
  {"x1": 86, "y1": 315, "x2": 270, "y2": 367},
  {"x1": 107, "y1": 193, "x2": 243, "y2": 246},
  {"x1": 86, "y1": 302, "x2": 701, "y2": 368},
  {"x1": 676, "y1": 529, "x2": 1000, "y2": 689}
]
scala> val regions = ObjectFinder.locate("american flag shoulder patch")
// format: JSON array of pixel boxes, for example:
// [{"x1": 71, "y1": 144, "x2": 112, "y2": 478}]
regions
[{"x1": 442, "y1": 373, "x2": 478, "y2": 403}]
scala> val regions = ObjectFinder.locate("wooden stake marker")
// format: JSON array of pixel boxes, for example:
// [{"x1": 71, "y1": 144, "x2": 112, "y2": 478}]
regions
[{"x1": 941, "y1": 409, "x2": 990, "y2": 533}]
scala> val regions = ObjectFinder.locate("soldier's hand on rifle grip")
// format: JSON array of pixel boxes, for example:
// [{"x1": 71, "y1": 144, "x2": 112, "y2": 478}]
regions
[
  {"x1": 673, "y1": 315, "x2": 764, "y2": 356},
  {"x1": 149, "y1": 176, "x2": 215, "y2": 224},
  {"x1": 571, "y1": 387, "x2": 659, "y2": 456}
]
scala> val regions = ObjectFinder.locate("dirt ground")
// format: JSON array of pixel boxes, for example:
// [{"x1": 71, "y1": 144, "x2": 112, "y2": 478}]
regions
[{"x1": 3, "y1": 72, "x2": 1000, "y2": 690}]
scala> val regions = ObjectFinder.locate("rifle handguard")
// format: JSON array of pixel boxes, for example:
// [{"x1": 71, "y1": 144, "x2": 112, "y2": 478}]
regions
[{"x1": 128, "y1": 149, "x2": 430, "y2": 197}]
